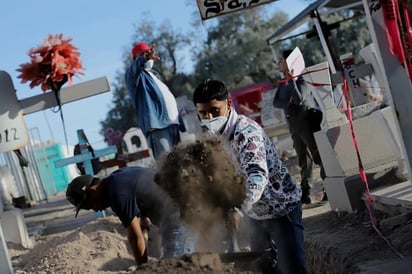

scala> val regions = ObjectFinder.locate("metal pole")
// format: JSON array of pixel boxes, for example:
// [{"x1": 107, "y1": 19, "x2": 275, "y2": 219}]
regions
[{"x1": 310, "y1": 10, "x2": 337, "y2": 73}]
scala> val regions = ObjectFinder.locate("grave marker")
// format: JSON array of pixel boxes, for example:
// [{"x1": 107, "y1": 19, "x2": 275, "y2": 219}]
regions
[
  {"x1": 0, "y1": 70, "x2": 111, "y2": 272},
  {"x1": 55, "y1": 129, "x2": 118, "y2": 218}
]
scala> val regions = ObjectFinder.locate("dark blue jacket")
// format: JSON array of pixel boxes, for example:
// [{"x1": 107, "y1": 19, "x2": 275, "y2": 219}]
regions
[{"x1": 273, "y1": 77, "x2": 319, "y2": 117}]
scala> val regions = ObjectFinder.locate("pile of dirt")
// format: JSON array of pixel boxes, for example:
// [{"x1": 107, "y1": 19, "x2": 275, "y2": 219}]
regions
[
  {"x1": 13, "y1": 216, "x2": 134, "y2": 273},
  {"x1": 154, "y1": 135, "x2": 246, "y2": 232},
  {"x1": 11, "y1": 215, "x2": 251, "y2": 274}
]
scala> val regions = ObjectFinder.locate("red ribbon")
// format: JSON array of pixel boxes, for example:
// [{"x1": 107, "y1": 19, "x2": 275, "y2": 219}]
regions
[
  {"x1": 278, "y1": 66, "x2": 330, "y2": 85},
  {"x1": 342, "y1": 72, "x2": 405, "y2": 260},
  {"x1": 382, "y1": 0, "x2": 412, "y2": 84}
]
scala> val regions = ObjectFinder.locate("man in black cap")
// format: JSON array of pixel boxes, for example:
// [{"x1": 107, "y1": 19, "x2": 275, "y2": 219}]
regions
[{"x1": 66, "y1": 166, "x2": 184, "y2": 265}]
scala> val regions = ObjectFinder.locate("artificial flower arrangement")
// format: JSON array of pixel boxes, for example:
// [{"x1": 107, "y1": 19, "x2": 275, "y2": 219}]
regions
[
  {"x1": 104, "y1": 127, "x2": 124, "y2": 146},
  {"x1": 16, "y1": 34, "x2": 84, "y2": 147},
  {"x1": 16, "y1": 33, "x2": 84, "y2": 93}
]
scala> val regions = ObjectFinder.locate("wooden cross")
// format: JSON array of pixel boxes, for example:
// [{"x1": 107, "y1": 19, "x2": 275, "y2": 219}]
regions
[
  {"x1": 54, "y1": 129, "x2": 118, "y2": 174},
  {"x1": 54, "y1": 129, "x2": 150, "y2": 215},
  {"x1": 54, "y1": 129, "x2": 118, "y2": 218}
]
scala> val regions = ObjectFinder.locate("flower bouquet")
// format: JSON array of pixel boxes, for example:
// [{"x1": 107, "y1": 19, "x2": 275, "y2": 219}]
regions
[
  {"x1": 17, "y1": 33, "x2": 84, "y2": 93},
  {"x1": 16, "y1": 34, "x2": 84, "y2": 147}
]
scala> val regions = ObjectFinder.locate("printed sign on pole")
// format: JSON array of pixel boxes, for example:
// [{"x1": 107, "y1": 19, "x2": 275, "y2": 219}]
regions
[
  {"x1": 0, "y1": 71, "x2": 29, "y2": 153},
  {"x1": 196, "y1": 0, "x2": 278, "y2": 21}
]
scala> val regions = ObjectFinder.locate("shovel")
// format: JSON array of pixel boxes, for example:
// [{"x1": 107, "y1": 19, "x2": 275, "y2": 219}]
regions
[{"x1": 228, "y1": 227, "x2": 241, "y2": 253}]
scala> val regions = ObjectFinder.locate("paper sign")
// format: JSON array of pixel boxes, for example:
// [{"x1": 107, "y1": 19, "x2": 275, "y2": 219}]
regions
[
  {"x1": 0, "y1": 71, "x2": 29, "y2": 153},
  {"x1": 261, "y1": 88, "x2": 285, "y2": 127},
  {"x1": 197, "y1": 0, "x2": 278, "y2": 20},
  {"x1": 286, "y1": 47, "x2": 305, "y2": 77}
]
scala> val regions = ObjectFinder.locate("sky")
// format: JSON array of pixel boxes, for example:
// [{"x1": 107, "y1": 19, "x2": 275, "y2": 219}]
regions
[{"x1": 1, "y1": 0, "x2": 307, "y2": 149}]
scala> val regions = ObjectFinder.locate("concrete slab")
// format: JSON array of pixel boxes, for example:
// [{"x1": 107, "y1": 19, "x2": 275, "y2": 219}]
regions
[
  {"x1": 0, "y1": 209, "x2": 32, "y2": 248},
  {"x1": 0, "y1": 226, "x2": 13, "y2": 274},
  {"x1": 369, "y1": 181, "x2": 412, "y2": 211},
  {"x1": 323, "y1": 175, "x2": 366, "y2": 212}
]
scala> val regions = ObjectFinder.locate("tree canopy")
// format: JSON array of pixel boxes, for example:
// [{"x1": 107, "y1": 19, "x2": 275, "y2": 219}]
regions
[{"x1": 100, "y1": 3, "x2": 371, "y2": 138}]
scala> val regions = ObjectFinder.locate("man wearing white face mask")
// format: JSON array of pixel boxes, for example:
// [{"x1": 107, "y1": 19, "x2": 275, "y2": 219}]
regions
[
  {"x1": 125, "y1": 42, "x2": 181, "y2": 160},
  {"x1": 193, "y1": 79, "x2": 308, "y2": 274},
  {"x1": 199, "y1": 107, "x2": 228, "y2": 134}
]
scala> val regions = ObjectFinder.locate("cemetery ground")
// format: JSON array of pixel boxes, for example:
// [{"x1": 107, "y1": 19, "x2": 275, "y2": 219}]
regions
[{"x1": 6, "y1": 157, "x2": 412, "y2": 274}]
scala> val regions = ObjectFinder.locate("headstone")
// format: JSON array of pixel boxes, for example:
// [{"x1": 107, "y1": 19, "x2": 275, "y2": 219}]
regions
[
  {"x1": 123, "y1": 127, "x2": 153, "y2": 167},
  {"x1": 0, "y1": 71, "x2": 29, "y2": 153},
  {"x1": 0, "y1": 227, "x2": 12, "y2": 274},
  {"x1": 0, "y1": 209, "x2": 32, "y2": 248}
]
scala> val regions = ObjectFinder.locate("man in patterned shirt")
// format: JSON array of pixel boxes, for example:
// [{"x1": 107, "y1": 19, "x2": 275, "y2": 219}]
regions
[{"x1": 193, "y1": 79, "x2": 308, "y2": 274}]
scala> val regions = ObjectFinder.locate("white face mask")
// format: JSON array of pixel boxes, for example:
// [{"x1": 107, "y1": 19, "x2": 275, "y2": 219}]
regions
[
  {"x1": 144, "y1": 59, "x2": 154, "y2": 70},
  {"x1": 200, "y1": 109, "x2": 228, "y2": 135}
]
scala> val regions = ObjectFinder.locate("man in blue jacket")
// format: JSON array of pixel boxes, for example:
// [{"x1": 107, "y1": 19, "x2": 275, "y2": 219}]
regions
[{"x1": 125, "y1": 42, "x2": 181, "y2": 159}]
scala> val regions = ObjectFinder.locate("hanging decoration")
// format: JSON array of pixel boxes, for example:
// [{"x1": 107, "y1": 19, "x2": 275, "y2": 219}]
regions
[{"x1": 16, "y1": 34, "x2": 84, "y2": 148}]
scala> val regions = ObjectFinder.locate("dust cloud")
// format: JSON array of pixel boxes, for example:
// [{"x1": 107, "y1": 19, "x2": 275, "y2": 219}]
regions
[{"x1": 154, "y1": 135, "x2": 246, "y2": 232}]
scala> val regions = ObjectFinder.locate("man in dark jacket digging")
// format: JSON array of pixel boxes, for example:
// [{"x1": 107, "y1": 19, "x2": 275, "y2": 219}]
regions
[{"x1": 66, "y1": 166, "x2": 185, "y2": 265}]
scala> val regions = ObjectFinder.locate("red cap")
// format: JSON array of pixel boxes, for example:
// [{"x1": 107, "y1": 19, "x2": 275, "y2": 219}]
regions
[{"x1": 132, "y1": 42, "x2": 150, "y2": 57}]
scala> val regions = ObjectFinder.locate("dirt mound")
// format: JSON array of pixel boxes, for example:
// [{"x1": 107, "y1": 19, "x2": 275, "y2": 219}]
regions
[
  {"x1": 15, "y1": 216, "x2": 134, "y2": 273},
  {"x1": 154, "y1": 135, "x2": 246, "y2": 232},
  {"x1": 12, "y1": 216, "x2": 251, "y2": 274}
]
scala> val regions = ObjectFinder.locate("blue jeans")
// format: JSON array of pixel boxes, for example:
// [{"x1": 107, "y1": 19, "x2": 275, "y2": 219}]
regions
[
  {"x1": 249, "y1": 204, "x2": 308, "y2": 274},
  {"x1": 147, "y1": 125, "x2": 180, "y2": 159}
]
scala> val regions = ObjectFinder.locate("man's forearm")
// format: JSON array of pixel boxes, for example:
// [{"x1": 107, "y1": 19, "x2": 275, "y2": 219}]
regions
[
  {"x1": 127, "y1": 232, "x2": 147, "y2": 265},
  {"x1": 126, "y1": 218, "x2": 148, "y2": 265}
]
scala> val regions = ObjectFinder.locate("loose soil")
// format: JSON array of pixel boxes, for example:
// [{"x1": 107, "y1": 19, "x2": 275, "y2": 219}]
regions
[{"x1": 6, "y1": 136, "x2": 412, "y2": 273}]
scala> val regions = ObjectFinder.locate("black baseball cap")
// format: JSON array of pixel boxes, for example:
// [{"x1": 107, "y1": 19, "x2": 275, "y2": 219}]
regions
[{"x1": 66, "y1": 175, "x2": 94, "y2": 217}]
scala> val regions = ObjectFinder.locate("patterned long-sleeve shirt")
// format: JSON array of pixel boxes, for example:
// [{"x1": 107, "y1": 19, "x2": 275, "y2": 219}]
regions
[{"x1": 221, "y1": 109, "x2": 301, "y2": 220}]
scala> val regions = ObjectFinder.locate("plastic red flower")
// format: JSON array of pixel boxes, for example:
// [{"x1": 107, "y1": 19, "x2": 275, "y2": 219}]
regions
[{"x1": 16, "y1": 34, "x2": 84, "y2": 92}]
